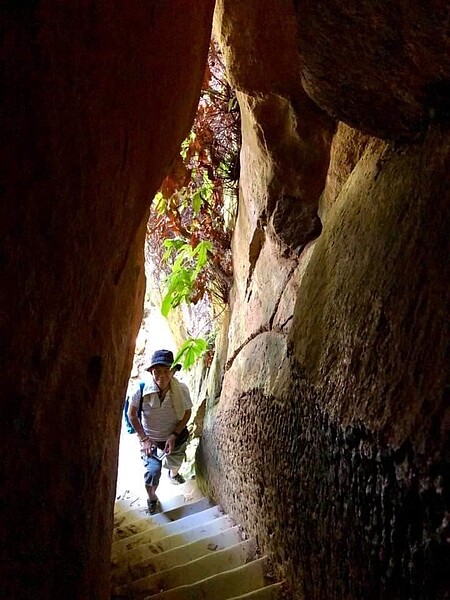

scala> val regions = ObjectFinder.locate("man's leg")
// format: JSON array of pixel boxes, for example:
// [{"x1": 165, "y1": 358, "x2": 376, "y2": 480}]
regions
[
  {"x1": 141, "y1": 453, "x2": 163, "y2": 513},
  {"x1": 164, "y1": 442, "x2": 187, "y2": 484},
  {"x1": 145, "y1": 484, "x2": 158, "y2": 501}
]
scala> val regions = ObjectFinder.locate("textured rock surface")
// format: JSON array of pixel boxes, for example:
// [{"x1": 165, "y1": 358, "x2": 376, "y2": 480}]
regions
[
  {"x1": 199, "y1": 123, "x2": 450, "y2": 599},
  {"x1": 198, "y1": 2, "x2": 450, "y2": 598},
  {"x1": 291, "y1": 129, "x2": 449, "y2": 448},
  {"x1": 293, "y1": 0, "x2": 450, "y2": 139},
  {"x1": 319, "y1": 122, "x2": 373, "y2": 220},
  {"x1": 214, "y1": 0, "x2": 334, "y2": 260},
  {"x1": 1, "y1": 2, "x2": 214, "y2": 599}
]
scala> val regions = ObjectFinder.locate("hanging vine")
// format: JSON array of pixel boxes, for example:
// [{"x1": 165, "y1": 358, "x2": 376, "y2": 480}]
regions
[{"x1": 146, "y1": 40, "x2": 241, "y2": 318}]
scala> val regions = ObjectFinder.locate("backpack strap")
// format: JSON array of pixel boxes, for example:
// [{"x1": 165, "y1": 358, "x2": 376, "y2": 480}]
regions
[{"x1": 137, "y1": 381, "x2": 145, "y2": 421}]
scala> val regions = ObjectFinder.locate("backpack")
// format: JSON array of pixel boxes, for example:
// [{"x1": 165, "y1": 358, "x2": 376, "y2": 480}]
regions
[{"x1": 123, "y1": 381, "x2": 145, "y2": 434}]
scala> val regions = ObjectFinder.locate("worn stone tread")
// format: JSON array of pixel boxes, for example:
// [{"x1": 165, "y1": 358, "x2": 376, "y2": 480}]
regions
[
  {"x1": 228, "y1": 582, "x2": 285, "y2": 599},
  {"x1": 141, "y1": 556, "x2": 269, "y2": 600},
  {"x1": 110, "y1": 525, "x2": 244, "y2": 587},
  {"x1": 113, "y1": 497, "x2": 215, "y2": 535},
  {"x1": 111, "y1": 514, "x2": 236, "y2": 569},
  {"x1": 111, "y1": 492, "x2": 283, "y2": 599},
  {"x1": 112, "y1": 505, "x2": 224, "y2": 559},
  {"x1": 116, "y1": 538, "x2": 258, "y2": 598}
]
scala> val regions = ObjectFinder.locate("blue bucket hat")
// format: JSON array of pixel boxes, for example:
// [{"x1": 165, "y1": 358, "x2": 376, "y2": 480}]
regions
[{"x1": 145, "y1": 349, "x2": 181, "y2": 372}]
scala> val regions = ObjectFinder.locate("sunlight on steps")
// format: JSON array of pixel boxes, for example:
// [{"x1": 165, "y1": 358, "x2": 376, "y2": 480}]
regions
[{"x1": 111, "y1": 492, "x2": 285, "y2": 599}]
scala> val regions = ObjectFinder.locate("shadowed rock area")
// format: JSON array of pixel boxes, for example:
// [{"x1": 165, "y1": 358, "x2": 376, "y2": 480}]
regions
[
  {"x1": 1, "y1": 2, "x2": 214, "y2": 599},
  {"x1": 293, "y1": 0, "x2": 450, "y2": 139}
]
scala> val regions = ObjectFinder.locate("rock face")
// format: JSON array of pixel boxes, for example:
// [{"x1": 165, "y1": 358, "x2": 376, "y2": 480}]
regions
[
  {"x1": 1, "y1": 3, "x2": 214, "y2": 599},
  {"x1": 293, "y1": 0, "x2": 450, "y2": 139},
  {"x1": 197, "y1": 1, "x2": 449, "y2": 598},
  {"x1": 215, "y1": 0, "x2": 335, "y2": 260}
]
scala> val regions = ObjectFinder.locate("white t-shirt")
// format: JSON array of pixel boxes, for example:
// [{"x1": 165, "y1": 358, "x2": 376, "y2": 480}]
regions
[{"x1": 129, "y1": 381, "x2": 192, "y2": 442}]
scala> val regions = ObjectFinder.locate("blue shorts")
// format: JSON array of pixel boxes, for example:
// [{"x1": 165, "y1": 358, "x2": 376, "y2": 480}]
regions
[
  {"x1": 141, "y1": 439, "x2": 188, "y2": 487},
  {"x1": 141, "y1": 451, "x2": 164, "y2": 487}
]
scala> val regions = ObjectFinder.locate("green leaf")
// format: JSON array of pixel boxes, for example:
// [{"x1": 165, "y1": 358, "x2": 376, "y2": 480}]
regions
[
  {"x1": 163, "y1": 238, "x2": 186, "y2": 250},
  {"x1": 160, "y1": 239, "x2": 212, "y2": 318},
  {"x1": 180, "y1": 131, "x2": 196, "y2": 159},
  {"x1": 192, "y1": 190, "x2": 203, "y2": 214},
  {"x1": 201, "y1": 172, "x2": 214, "y2": 201},
  {"x1": 162, "y1": 239, "x2": 186, "y2": 262},
  {"x1": 161, "y1": 291, "x2": 175, "y2": 317},
  {"x1": 193, "y1": 338, "x2": 208, "y2": 352},
  {"x1": 195, "y1": 240, "x2": 212, "y2": 267},
  {"x1": 160, "y1": 265, "x2": 195, "y2": 317},
  {"x1": 171, "y1": 247, "x2": 192, "y2": 273},
  {"x1": 172, "y1": 337, "x2": 208, "y2": 370},
  {"x1": 153, "y1": 192, "x2": 166, "y2": 214}
]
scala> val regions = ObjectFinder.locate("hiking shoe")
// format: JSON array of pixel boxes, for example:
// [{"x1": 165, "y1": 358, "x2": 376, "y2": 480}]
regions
[
  {"x1": 147, "y1": 499, "x2": 159, "y2": 515},
  {"x1": 168, "y1": 472, "x2": 185, "y2": 485}
]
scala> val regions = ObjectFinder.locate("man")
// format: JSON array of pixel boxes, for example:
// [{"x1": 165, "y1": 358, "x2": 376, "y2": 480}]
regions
[{"x1": 128, "y1": 349, "x2": 192, "y2": 514}]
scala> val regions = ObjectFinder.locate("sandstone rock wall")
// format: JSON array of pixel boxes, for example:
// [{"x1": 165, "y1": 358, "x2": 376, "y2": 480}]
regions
[
  {"x1": 1, "y1": 3, "x2": 214, "y2": 599},
  {"x1": 197, "y1": 1, "x2": 449, "y2": 597}
]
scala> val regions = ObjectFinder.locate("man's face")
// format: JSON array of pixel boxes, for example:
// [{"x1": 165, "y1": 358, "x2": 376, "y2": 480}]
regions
[{"x1": 150, "y1": 365, "x2": 173, "y2": 390}]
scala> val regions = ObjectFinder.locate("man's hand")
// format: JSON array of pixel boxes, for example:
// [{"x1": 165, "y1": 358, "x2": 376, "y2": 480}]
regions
[
  {"x1": 164, "y1": 433, "x2": 177, "y2": 455},
  {"x1": 141, "y1": 438, "x2": 154, "y2": 456}
]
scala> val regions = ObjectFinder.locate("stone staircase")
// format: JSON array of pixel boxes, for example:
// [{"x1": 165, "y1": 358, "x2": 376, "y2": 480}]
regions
[{"x1": 111, "y1": 494, "x2": 284, "y2": 599}]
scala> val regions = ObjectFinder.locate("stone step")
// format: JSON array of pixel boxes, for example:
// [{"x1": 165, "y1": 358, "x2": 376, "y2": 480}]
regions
[
  {"x1": 113, "y1": 497, "x2": 215, "y2": 541},
  {"x1": 141, "y1": 556, "x2": 269, "y2": 600},
  {"x1": 111, "y1": 489, "x2": 284, "y2": 599},
  {"x1": 111, "y1": 505, "x2": 225, "y2": 561},
  {"x1": 115, "y1": 538, "x2": 258, "y2": 599},
  {"x1": 228, "y1": 582, "x2": 285, "y2": 599},
  {"x1": 114, "y1": 493, "x2": 212, "y2": 523},
  {"x1": 110, "y1": 525, "x2": 244, "y2": 587},
  {"x1": 114, "y1": 509, "x2": 173, "y2": 542},
  {"x1": 111, "y1": 514, "x2": 236, "y2": 569},
  {"x1": 114, "y1": 496, "x2": 143, "y2": 516}
]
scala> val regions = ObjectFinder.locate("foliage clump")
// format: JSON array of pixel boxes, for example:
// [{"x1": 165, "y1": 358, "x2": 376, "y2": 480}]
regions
[{"x1": 146, "y1": 40, "x2": 241, "y2": 317}]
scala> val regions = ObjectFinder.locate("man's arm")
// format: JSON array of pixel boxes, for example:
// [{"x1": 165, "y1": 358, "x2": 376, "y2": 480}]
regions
[
  {"x1": 172, "y1": 409, "x2": 191, "y2": 436},
  {"x1": 165, "y1": 409, "x2": 191, "y2": 455},
  {"x1": 127, "y1": 403, "x2": 147, "y2": 441},
  {"x1": 127, "y1": 394, "x2": 154, "y2": 456}
]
